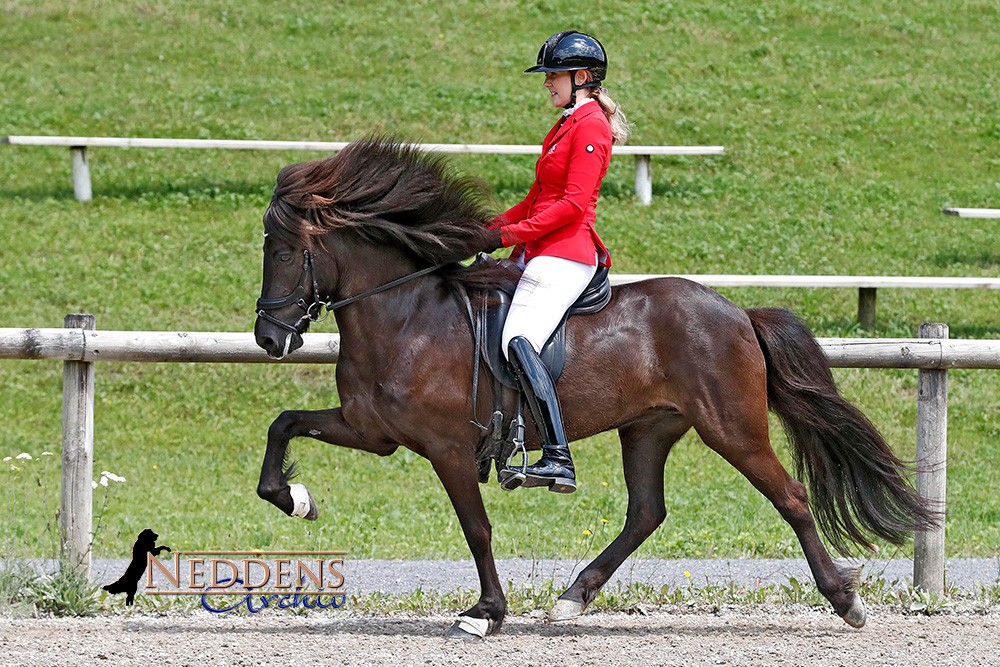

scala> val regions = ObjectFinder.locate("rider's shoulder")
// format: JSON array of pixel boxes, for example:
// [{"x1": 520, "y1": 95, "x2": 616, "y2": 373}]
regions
[{"x1": 573, "y1": 110, "x2": 612, "y2": 143}]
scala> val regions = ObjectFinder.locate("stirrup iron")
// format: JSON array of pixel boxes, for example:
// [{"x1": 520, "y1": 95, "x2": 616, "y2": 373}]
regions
[{"x1": 498, "y1": 396, "x2": 527, "y2": 491}]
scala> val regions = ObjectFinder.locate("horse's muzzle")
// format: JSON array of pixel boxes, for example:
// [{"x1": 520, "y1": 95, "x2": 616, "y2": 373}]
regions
[{"x1": 255, "y1": 325, "x2": 304, "y2": 360}]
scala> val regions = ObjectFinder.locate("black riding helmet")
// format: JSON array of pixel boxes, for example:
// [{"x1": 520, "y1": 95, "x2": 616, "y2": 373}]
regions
[{"x1": 525, "y1": 30, "x2": 608, "y2": 111}]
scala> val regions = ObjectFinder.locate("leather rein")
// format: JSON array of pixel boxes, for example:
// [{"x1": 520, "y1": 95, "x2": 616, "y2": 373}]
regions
[
  {"x1": 255, "y1": 249, "x2": 488, "y2": 439},
  {"x1": 255, "y1": 249, "x2": 446, "y2": 335}
]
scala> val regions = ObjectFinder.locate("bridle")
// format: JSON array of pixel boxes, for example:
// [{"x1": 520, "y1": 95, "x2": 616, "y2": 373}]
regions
[{"x1": 255, "y1": 249, "x2": 445, "y2": 335}]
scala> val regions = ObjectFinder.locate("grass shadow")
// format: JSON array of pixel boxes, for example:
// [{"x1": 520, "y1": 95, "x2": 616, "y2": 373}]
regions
[
  {"x1": 929, "y1": 248, "x2": 1000, "y2": 270},
  {"x1": 939, "y1": 323, "x2": 1000, "y2": 339},
  {"x1": 0, "y1": 179, "x2": 273, "y2": 203}
]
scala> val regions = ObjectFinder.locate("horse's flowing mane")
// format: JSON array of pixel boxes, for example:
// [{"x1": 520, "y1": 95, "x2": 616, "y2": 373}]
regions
[{"x1": 263, "y1": 135, "x2": 516, "y2": 289}]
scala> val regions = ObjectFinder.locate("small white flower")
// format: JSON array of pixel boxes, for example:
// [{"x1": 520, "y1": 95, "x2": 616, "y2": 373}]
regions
[
  {"x1": 99, "y1": 477, "x2": 109, "y2": 487},
  {"x1": 15, "y1": 453, "x2": 32, "y2": 460},
  {"x1": 2, "y1": 457, "x2": 10, "y2": 463},
  {"x1": 41, "y1": 451, "x2": 54, "y2": 456},
  {"x1": 100, "y1": 471, "x2": 125, "y2": 483},
  {"x1": 92, "y1": 481, "x2": 98, "y2": 489}
]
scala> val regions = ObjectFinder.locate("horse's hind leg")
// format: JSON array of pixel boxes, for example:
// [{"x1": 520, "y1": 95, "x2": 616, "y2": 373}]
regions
[
  {"x1": 551, "y1": 411, "x2": 688, "y2": 621},
  {"x1": 257, "y1": 408, "x2": 398, "y2": 520},
  {"x1": 694, "y1": 393, "x2": 866, "y2": 627}
]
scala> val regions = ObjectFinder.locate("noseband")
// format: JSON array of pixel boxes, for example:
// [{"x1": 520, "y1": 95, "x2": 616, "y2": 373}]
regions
[
  {"x1": 255, "y1": 249, "x2": 445, "y2": 335},
  {"x1": 255, "y1": 250, "x2": 325, "y2": 335}
]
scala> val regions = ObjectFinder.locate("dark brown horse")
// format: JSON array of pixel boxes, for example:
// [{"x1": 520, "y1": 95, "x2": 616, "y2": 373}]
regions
[{"x1": 252, "y1": 137, "x2": 937, "y2": 639}]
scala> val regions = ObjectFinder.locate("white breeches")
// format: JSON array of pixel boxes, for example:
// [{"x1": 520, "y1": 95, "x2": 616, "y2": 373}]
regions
[{"x1": 502, "y1": 255, "x2": 598, "y2": 359}]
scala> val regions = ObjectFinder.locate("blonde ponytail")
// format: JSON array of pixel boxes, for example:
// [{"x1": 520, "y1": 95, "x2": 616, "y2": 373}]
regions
[{"x1": 592, "y1": 85, "x2": 633, "y2": 145}]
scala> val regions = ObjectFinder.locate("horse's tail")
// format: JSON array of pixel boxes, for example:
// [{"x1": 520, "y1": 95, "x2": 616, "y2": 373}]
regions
[{"x1": 745, "y1": 307, "x2": 939, "y2": 555}]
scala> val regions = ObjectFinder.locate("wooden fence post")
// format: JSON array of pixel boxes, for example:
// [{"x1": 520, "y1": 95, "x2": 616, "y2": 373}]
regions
[
  {"x1": 61, "y1": 313, "x2": 95, "y2": 576},
  {"x1": 858, "y1": 287, "x2": 877, "y2": 330},
  {"x1": 70, "y1": 146, "x2": 92, "y2": 202},
  {"x1": 634, "y1": 155, "x2": 652, "y2": 205},
  {"x1": 914, "y1": 322, "x2": 948, "y2": 595}
]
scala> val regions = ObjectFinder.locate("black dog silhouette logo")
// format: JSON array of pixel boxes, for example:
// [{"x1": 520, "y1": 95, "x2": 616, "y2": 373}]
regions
[{"x1": 103, "y1": 528, "x2": 171, "y2": 605}]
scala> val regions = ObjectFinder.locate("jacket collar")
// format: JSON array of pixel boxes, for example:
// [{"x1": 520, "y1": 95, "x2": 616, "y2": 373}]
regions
[
  {"x1": 562, "y1": 97, "x2": 597, "y2": 117},
  {"x1": 543, "y1": 100, "x2": 602, "y2": 150}
]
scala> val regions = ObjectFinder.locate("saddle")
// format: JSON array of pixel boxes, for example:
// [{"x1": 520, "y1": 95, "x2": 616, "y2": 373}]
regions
[
  {"x1": 467, "y1": 255, "x2": 612, "y2": 484},
  {"x1": 477, "y1": 259, "x2": 612, "y2": 389},
  {"x1": 463, "y1": 253, "x2": 611, "y2": 484}
]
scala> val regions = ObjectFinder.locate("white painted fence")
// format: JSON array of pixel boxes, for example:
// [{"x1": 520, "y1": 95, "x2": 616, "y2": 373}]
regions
[
  {"x1": 943, "y1": 208, "x2": 1000, "y2": 218},
  {"x1": 2, "y1": 318, "x2": 993, "y2": 594},
  {"x1": 2, "y1": 135, "x2": 724, "y2": 205},
  {"x1": 610, "y1": 274, "x2": 1000, "y2": 330}
]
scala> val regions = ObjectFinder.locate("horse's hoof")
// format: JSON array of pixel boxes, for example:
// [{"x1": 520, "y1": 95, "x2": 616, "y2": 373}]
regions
[
  {"x1": 548, "y1": 598, "x2": 585, "y2": 622},
  {"x1": 842, "y1": 594, "x2": 867, "y2": 628},
  {"x1": 303, "y1": 488, "x2": 319, "y2": 521},
  {"x1": 445, "y1": 616, "x2": 489, "y2": 641},
  {"x1": 288, "y1": 483, "x2": 318, "y2": 521}
]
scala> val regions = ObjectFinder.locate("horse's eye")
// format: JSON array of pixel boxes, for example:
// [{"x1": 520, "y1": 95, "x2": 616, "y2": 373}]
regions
[{"x1": 278, "y1": 253, "x2": 292, "y2": 263}]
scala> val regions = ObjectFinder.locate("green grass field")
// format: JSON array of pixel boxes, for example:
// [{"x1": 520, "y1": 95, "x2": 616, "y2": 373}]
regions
[{"x1": 1, "y1": 1, "x2": 999, "y2": 563}]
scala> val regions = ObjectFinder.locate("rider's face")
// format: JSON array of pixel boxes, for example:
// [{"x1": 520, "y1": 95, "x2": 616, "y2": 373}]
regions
[{"x1": 543, "y1": 71, "x2": 573, "y2": 107}]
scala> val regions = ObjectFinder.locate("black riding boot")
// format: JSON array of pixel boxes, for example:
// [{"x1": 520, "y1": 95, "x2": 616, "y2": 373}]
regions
[{"x1": 499, "y1": 336, "x2": 576, "y2": 493}]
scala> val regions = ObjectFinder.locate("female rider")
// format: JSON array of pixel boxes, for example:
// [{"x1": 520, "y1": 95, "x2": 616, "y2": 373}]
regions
[{"x1": 486, "y1": 30, "x2": 632, "y2": 494}]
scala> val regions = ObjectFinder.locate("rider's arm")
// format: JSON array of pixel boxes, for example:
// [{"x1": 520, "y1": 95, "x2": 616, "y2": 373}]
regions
[
  {"x1": 499, "y1": 118, "x2": 611, "y2": 247},
  {"x1": 490, "y1": 181, "x2": 539, "y2": 229}
]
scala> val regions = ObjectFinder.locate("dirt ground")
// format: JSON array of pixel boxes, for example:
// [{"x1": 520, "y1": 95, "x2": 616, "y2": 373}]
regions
[{"x1": 1, "y1": 608, "x2": 998, "y2": 666}]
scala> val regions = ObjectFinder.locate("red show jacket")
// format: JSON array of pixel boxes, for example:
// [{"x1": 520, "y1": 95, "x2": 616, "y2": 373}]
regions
[{"x1": 496, "y1": 101, "x2": 613, "y2": 267}]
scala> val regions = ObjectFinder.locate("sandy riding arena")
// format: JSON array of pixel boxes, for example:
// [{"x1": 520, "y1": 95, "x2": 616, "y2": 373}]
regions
[{"x1": 2, "y1": 609, "x2": 998, "y2": 667}]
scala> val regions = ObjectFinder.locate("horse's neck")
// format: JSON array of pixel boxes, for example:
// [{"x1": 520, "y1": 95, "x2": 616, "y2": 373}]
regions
[{"x1": 331, "y1": 249, "x2": 463, "y2": 365}]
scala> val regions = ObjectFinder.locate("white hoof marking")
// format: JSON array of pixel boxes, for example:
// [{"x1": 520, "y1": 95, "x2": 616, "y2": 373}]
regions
[
  {"x1": 288, "y1": 483, "x2": 311, "y2": 518},
  {"x1": 456, "y1": 615, "x2": 488, "y2": 638},
  {"x1": 548, "y1": 599, "x2": 585, "y2": 622},
  {"x1": 843, "y1": 595, "x2": 867, "y2": 628}
]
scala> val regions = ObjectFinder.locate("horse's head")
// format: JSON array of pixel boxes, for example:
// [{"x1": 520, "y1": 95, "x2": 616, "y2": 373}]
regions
[
  {"x1": 254, "y1": 231, "x2": 334, "y2": 359},
  {"x1": 254, "y1": 137, "x2": 509, "y2": 358}
]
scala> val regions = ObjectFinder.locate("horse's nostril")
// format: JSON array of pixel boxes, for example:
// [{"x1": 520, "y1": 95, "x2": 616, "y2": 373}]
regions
[{"x1": 258, "y1": 335, "x2": 277, "y2": 352}]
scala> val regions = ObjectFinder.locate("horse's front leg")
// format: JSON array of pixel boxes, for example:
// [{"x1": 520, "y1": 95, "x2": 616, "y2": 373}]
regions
[
  {"x1": 257, "y1": 407, "x2": 398, "y2": 520},
  {"x1": 430, "y1": 449, "x2": 507, "y2": 640}
]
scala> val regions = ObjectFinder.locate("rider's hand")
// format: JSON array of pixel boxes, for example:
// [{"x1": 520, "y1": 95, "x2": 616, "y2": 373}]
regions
[{"x1": 482, "y1": 228, "x2": 504, "y2": 254}]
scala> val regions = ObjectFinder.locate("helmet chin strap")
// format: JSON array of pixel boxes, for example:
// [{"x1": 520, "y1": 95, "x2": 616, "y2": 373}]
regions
[{"x1": 562, "y1": 73, "x2": 600, "y2": 112}]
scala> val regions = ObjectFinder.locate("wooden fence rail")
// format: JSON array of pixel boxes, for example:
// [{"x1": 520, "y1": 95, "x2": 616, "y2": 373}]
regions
[
  {"x1": 610, "y1": 274, "x2": 1000, "y2": 331},
  {"x1": 2, "y1": 135, "x2": 724, "y2": 205},
  {"x1": 2, "y1": 318, "x2": 994, "y2": 594},
  {"x1": 943, "y1": 208, "x2": 1000, "y2": 218},
  {"x1": 5, "y1": 326, "x2": 1000, "y2": 368}
]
